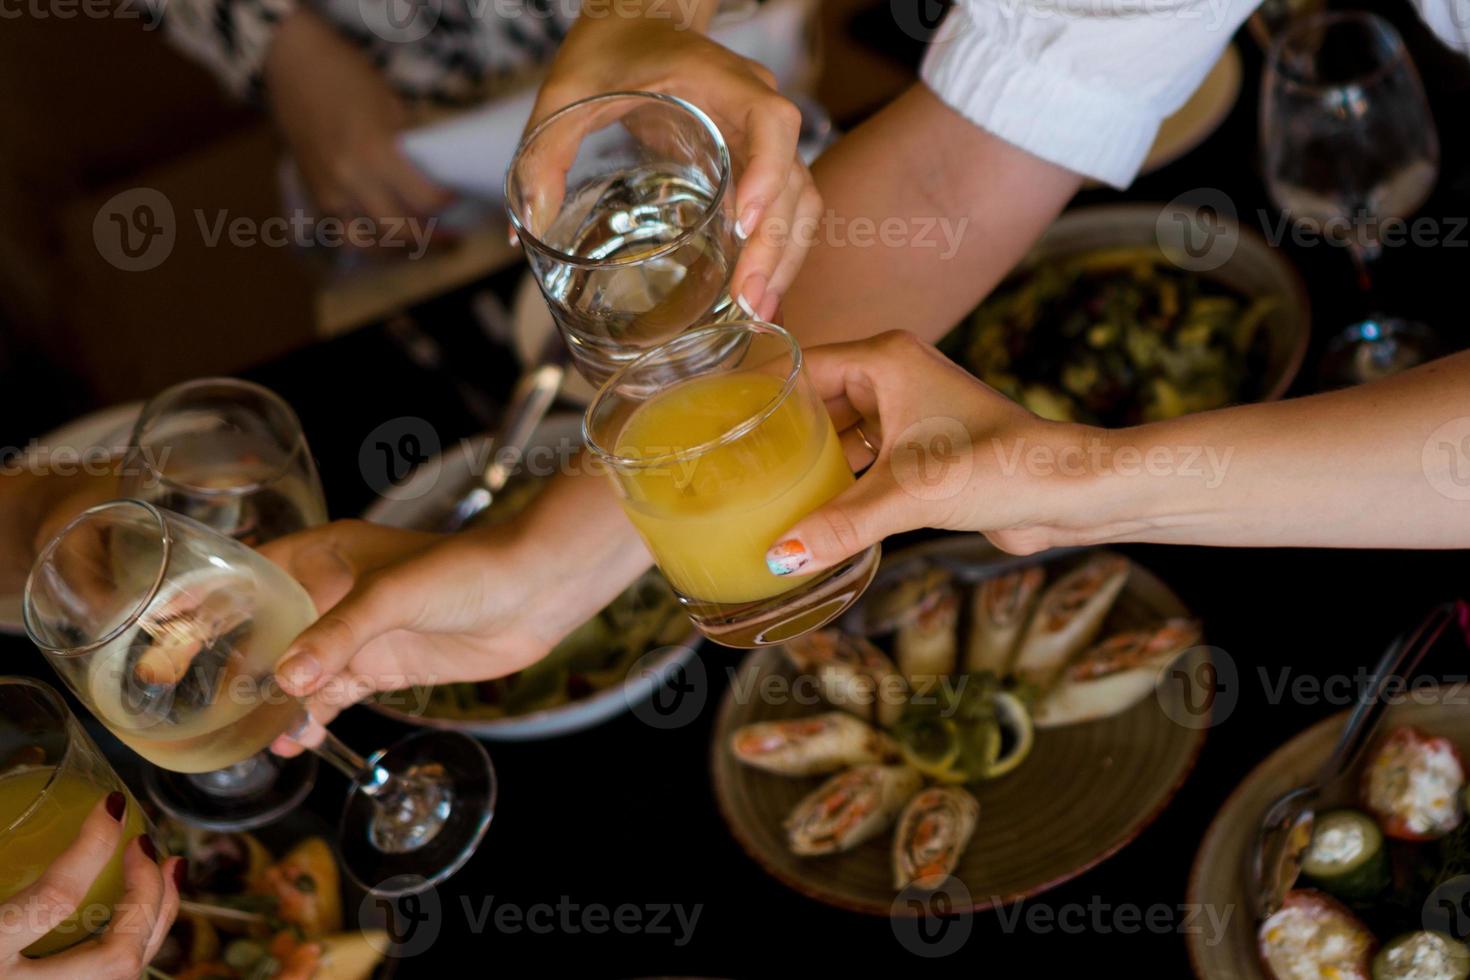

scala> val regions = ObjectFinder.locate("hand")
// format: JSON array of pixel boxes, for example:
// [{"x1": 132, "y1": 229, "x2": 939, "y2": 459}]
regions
[
  {"x1": 263, "y1": 9, "x2": 451, "y2": 231},
  {"x1": 761, "y1": 331, "x2": 1102, "y2": 576},
  {"x1": 259, "y1": 520, "x2": 600, "y2": 755},
  {"x1": 0, "y1": 793, "x2": 183, "y2": 978},
  {"x1": 526, "y1": 0, "x2": 817, "y2": 320}
]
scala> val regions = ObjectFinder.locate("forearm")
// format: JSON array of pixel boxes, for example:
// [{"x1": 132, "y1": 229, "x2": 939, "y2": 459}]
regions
[
  {"x1": 1075, "y1": 351, "x2": 1470, "y2": 548},
  {"x1": 783, "y1": 84, "x2": 1082, "y2": 346}
]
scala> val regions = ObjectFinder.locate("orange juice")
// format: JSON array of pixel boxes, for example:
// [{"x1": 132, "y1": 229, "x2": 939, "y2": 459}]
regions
[
  {"x1": 0, "y1": 767, "x2": 147, "y2": 956},
  {"x1": 614, "y1": 371, "x2": 853, "y2": 603}
]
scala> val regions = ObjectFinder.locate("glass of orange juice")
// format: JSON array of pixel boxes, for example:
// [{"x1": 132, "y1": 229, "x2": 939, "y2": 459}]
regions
[
  {"x1": 584, "y1": 320, "x2": 881, "y2": 647},
  {"x1": 0, "y1": 676, "x2": 153, "y2": 958}
]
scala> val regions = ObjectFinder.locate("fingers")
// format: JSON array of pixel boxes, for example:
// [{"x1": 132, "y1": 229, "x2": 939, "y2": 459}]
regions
[
  {"x1": 0, "y1": 792, "x2": 127, "y2": 961},
  {"x1": 763, "y1": 469, "x2": 917, "y2": 577},
  {"x1": 24, "y1": 837, "x2": 173, "y2": 980},
  {"x1": 732, "y1": 90, "x2": 802, "y2": 249},
  {"x1": 763, "y1": 179, "x2": 823, "y2": 311},
  {"x1": 732, "y1": 161, "x2": 807, "y2": 321}
]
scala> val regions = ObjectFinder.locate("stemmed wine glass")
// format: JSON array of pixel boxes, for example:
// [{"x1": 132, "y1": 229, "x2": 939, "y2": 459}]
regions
[
  {"x1": 24, "y1": 500, "x2": 494, "y2": 896},
  {"x1": 119, "y1": 377, "x2": 328, "y2": 830},
  {"x1": 1261, "y1": 11, "x2": 1441, "y2": 385}
]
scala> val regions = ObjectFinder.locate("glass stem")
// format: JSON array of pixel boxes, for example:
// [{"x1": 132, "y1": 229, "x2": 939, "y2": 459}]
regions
[{"x1": 310, "y1": 729, "x2": 396, "y2": 799}]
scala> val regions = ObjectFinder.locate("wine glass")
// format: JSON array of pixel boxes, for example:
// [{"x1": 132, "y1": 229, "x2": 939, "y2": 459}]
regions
[
  {"x1": 24, "y1": 500, "x2": 494, "y2": 896},
  {"x1": 583, "y1": 320, "x2": 880, "y2": 647},
  {"x1": 1261, "y1": 11, "x2": 1441, "y2": 385},
  {"x1": 506, "y1": 91, "x2": 742, "y2": 387},
  {"x1": 0, "y1": 676, "x2": 155, "y2": 957},
  {"x1": 119, "y1": 377, "x2": 328, "y2": 830}
]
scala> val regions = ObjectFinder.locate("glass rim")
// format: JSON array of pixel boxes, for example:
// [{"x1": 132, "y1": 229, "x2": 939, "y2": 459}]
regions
[
  {"x1": 504, "y1": 90, "x2": 732, "y2": 271},
  {"x1": 1267, "y1": 11, "x2": 1408, "y2": 93},
  {"x1": 130, "y1": 377, "x2": 312, "y2": 498},
  {"x1": 582, "y1": 320, "x2": 802, "y2": 470},
  {"x1": 23, "y1": 498, "x2": 173, "y2": 657},
  {"x1": 0, "y1": 676, "x2": 78, "y2": 839}
]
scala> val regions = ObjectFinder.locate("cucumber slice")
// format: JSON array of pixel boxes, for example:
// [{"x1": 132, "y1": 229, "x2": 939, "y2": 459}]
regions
[
  {"x1": 898, "y1": 716, "x2": 963, "y2": 780},
  {"x1": 1373, "y1": 932, "x2": 1470, "y2": 980},
  {"x1": 984, "y1": 692, "x2": 1035, "y2": 778},
  {"x1": 1300, "y1": 808, "x2": 1389, "y2": 902}
]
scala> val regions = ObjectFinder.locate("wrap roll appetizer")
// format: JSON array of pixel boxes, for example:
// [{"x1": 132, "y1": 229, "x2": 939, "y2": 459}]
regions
[
  {"x1": 892, "y1": 786, "x2": 980, "y2": 890},
  {"x1": 785, "y1": 764, "x2": 922, "y2": 856},
  {"x1": 730, "y1": 712, "x2": 897, "y2": 776},
  {"x1": 1032, "y1": 618, "x2": 1201, "y2": 729},
  {"x1": 896, "y1": 579, "x2": 960, "y2": 695},
  {"x1": 783, "y1": 630, "x2": 907, "y2": 729},
  {"x1": 965, "y1": 566, "x2": 1045, "y2": 674},
  {"x1": 1012, "y1": 554, "x2": 1130, "y2": 689}
]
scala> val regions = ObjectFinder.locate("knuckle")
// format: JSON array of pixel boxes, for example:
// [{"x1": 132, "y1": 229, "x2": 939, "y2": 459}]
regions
[
  {"x1": 763, "y1": 97, "x2": 802, "y2": 132},
  {"x1": 877, "y1": 329, "x2": 925, "y2": 355},
  {"x1": 33, "y1": 879, "x2": 81, "y2": 918},
  {"x1": 818, "y1": 508, "x2": 864, "y2": 557},
  {"x1": 100, "y1": 941, "x2": 145, "y2": 979}
]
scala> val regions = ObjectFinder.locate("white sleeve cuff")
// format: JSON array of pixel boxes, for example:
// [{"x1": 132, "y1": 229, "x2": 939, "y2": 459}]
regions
[{"x1": 920, "y1": 12, "x2": 1167, "y2": 189}]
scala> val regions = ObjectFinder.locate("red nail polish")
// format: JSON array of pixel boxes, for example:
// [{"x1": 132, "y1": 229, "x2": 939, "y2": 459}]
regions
[
  {"x1": 105, "y1": 791, "x2": 125, "y2": 822},
  {"x1": 171, "y1": 859, "x2": 189, "y2": 890},
  {"x1": 137, "y1": 835, "x2": 158, "y2": 861}
]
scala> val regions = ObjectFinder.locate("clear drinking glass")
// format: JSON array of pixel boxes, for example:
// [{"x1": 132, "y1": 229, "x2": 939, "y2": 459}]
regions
[
  {"x1": 1262, "y1": 12, "x2": 1441, "y2": 383},
  {"x1": 506, "y1": 91, "x2": 742, "y2": 386},
  {"x1": 120, "y1": 377, "x2": 328, "y2": 545},
  {"x1": 119, "y1": 377, "x2": 328, "y2": 830},
  {"x1": 584, "y1": 321, "x2": 880, "y2": 647},
  {"x1": 24, "y1": 500, "x2": 494, "y2": 897},
  {"x1": 0, "y1": 676, "x2": 154, "y2": 957}
]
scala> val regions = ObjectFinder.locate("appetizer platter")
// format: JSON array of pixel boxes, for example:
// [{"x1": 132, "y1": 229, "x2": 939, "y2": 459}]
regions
[
  {"x1": 1189, "y1": 687, "x2": 1470, "y2": 979},
  {"x1": 940, "y1": 204, "x2": 1309, "y2": 427},
  {"x1": 712, "y1": 535, "x2": 1210, "y2": 915},
  {"x1": 150, "y1": 818, "x2": 392, "y2": 980},
  {"x1": 365, "y1": 414, "x2": 697, "y2": 739}
]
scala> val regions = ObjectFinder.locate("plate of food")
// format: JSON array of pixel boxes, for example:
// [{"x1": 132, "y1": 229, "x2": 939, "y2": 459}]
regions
[
  {"x1": 151, "y1": 818, "x2": 393, "y2": 979},
  {"x1": 363, "y1": 414, "x2": 698, "y2": 740},
  {"x1": 712, "y1": 535, "x2": 1211, "y2": 915},
  {"x1": 1189, "y1": 687, "x2": 1470, "y2": 980},
  {"x1": 941, "y1": 204, "x2": 1310, "y2": 428}
]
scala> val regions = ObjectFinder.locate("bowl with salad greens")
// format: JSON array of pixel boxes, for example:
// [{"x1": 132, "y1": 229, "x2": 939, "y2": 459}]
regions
[
  {"x1": 941, "y1": 204, "x2": 1310, "y2": 428},
  {"x1": 1189, "y1": 685, "x2": 1470, "y2": 979}
]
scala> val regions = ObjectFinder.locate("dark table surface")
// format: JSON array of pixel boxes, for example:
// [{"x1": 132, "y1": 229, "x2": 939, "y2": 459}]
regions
[{"x1": 8, "y1": 0, "x2": 1470, "y2": 974}]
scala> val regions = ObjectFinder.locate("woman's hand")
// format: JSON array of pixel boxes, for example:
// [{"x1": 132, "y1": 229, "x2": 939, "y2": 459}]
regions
[
  {"x1": 263, "y1": 9, "x2": 451, "y2": 229},
  {"x1": 762, "y1": 331, "x2": 1105, "y2": 576},
  {"x1": 527, "y1": 0, "x2": 817, "y2": 320},
  {"x1": 259, "y1": 518, "x2": 631, "y2": 754},
  {"x1": 0, "y1": 793, "x2": 183, "y2": 978}
]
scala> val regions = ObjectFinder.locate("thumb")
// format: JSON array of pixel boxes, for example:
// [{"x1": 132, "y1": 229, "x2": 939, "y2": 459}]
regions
[
  {"x1": 274, "y1": 570, "x2": 413, "y2": 698},
  {"x1": 763, "y1": 470, "x2": 916, "y2": 578}
]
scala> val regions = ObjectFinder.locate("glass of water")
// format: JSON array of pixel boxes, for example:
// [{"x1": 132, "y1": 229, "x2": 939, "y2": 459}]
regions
[
  {"x1": 119, "y1": 377, "x2": 328, "y2": 830},
  {"x1": 506, "y1": 91, "x2": 742, "y2": 386}
]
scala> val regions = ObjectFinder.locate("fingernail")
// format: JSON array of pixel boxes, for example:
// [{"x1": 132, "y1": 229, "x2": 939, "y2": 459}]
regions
[
  {"x1": 171, "y1": 858, "x2": 189, "y2": 890},
  {"x1": 757, "y1": 290, "x2": 780, "y2": 323},
  {"x1": 509, "y1": 226, "x2": 520, "y2": 247},
  {"x1": 279, "y1": 652, "x2": 322, "y2": 693},
  {"x1": 105, "y1": 791, "x2": 125, "y2": 822},
  {"x1": 137, "y1": 835, "x2": 158, "y2": 861},
  {"x1": 765, "y1": 538, "x2": 810, "y2": 576},
  {"x1": 737, "y1": 273, "x2": 766, "y2": 320},
  {"x1": 736, "y1": 201, "x2": 763, "y2": 241}
]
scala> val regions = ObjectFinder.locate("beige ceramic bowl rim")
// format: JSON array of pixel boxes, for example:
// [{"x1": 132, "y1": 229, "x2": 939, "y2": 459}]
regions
[{"x1": 1029, "y1": 203, "x2": 1312, "y2": 406}]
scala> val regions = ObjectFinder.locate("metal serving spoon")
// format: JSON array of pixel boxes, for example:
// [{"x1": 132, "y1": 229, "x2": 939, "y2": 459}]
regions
[
  {"x1": 1251, "y1": 600, "x2": 1464, "y2": 919},
  {"x1": 439, "y1": 334, "x2": 570, "y2": 533}
]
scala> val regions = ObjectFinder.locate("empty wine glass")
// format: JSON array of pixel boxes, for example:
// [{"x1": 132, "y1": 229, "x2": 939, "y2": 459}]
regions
[
  {"x1": 24, "y1": 500, "x2": 495, "y2": 896},
  {"x1": 120, "y1": 377, "x2": 329, "y2": 830},
  {"x1": 1261, "y1": 11, "x2": 1441, "y2": 384}
]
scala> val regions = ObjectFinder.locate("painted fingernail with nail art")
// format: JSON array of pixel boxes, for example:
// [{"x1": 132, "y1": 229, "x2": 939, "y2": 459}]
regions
[{"x1": 766, "y1": 539, "x2": 810, "y2": 576}]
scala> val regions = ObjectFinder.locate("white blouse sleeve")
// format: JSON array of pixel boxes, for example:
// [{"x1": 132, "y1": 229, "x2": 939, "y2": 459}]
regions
[{"x1": 920, "y1": 0, "x2": 1259, "y2": 188}]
